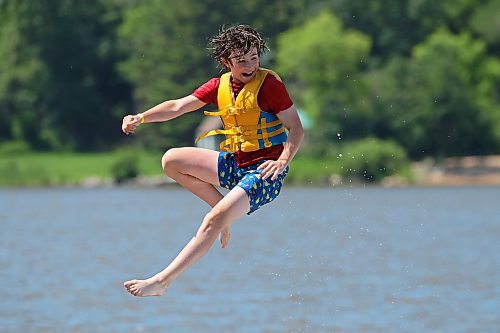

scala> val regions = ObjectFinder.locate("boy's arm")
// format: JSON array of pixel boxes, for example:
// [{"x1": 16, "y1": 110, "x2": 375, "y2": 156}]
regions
[
  {"x1": 258, "y1": 105, "x2": 304, "y2": 180},
  {"x1": 122, "y1": 95, "x2": 206, "y2": 135}
]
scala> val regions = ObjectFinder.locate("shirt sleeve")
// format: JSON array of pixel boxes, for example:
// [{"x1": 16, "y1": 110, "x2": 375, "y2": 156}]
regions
[
  {"x1": 192, "y1": 78, "x2": 220, "y2": 106},
  {"x1": 257, "y1": 74, "x2": 294, "y2": 114}
]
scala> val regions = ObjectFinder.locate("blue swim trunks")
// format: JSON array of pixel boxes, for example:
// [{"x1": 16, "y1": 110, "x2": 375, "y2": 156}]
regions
[{"x1": 218, "y1": 152, "x2": 289, "y2": 214}]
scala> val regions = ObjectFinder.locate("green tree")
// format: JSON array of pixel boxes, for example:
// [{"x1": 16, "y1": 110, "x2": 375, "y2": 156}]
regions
[
  {"x1": 370, "y1": 29, "x2": 500, "y2": 158},
  {"x1": 322, "y1": 0, "x2": 489, "y2": 61},
  {"x1": 0, "y1": 0, "x2": 131, "y2": 150},
  {"x1": 276, "y1": 11, "x2": 372, "y2": 153},
  {"x1": 117, "y1": 0, "x2": 209, "y2": 150},
  {"x1": 469, "y1": 0, "x2": 500, "y2": 54},
  {"x1": 0, "y1": 0, "x2": 49, "y2": 148}
]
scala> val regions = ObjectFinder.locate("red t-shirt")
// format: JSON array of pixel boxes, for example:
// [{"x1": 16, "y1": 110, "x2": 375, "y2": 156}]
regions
[{"x1": 192, "y1": 73, "x2": 293, "y2": 167}]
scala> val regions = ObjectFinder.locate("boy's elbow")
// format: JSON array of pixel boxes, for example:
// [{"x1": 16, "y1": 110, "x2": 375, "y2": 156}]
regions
[
  {"x1": 297, "y1": 122, "x2": 305, "y2": 135},
  {"x1": 293, "y1": 122, "x2": 305, "y2": 137},
  {"x1": 298, "y1": 127, "x2": 305, "y2": 142},
  {"x1": 288, "y1": 124, "x2": 304, "y2": 143}
]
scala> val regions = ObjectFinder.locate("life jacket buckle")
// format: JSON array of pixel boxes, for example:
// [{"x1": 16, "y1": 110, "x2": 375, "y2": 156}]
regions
[
  {"x1": 234, "y1": 135, "x2": 245, "y2": 143},
  {"x1": 227, "y1": 107, "x2": 239, "y2": 115}
]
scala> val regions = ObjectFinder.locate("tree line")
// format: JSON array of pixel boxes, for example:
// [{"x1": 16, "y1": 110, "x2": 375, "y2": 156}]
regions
[{"x1": 1, "y1": 0, "x2": 499, "y2": 160}]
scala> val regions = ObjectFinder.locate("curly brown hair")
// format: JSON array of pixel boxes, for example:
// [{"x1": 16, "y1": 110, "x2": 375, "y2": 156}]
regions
[{"x1": 208, "y1": 25, "x2": 268, "y2": 67}]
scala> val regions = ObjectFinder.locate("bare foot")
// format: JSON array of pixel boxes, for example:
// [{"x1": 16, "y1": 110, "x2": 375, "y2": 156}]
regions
[
  {"x1": 220, "y1": 226, "x2": 231, "y2": 249},
  {"x1": 123, "y1": 276, "x2": 168, "y2": 297}
]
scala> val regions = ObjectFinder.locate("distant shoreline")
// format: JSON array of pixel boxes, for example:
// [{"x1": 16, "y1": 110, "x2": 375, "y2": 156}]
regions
[
  {"x1": 1, "y1": 152, "x2": 499, "y2": 188},
  {"x1": 412, "y1": 155, "x2": 500, "y2": 187}
]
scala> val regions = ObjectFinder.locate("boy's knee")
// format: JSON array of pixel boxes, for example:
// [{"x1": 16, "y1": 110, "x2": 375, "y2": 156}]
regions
[
  {"x1": 161, "y1": 148, "x2": 180, "y2": 175},
  {"x1": 201, "y1": 209, "x2": 226, "y2": 235}
]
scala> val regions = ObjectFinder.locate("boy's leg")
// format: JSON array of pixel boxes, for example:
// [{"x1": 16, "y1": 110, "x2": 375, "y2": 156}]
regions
[
  {"x1": 161, "y1": 147, "x2": 231, "y2": 246},
  {"x1": 161, "y1": 147, "x2": 223, "y2": 207},
  {"x1": 124, "y1": 185, "x2": 250, "y2": 297}
]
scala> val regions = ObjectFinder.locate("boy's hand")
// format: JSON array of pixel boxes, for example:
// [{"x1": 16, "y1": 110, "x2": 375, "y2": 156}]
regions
[
  {"x1": 220, "y1": 226, "x2": 231, "y2": 249},
  {"x1": 257, "y1": 159, "x2": 288, "y2": 181},
  {"x1": 122, "y1": 114, "x2": 143, "y2": 135}
]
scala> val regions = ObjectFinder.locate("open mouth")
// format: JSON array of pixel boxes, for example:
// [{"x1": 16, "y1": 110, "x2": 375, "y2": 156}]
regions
[{"x1": 241, "y1": 71, "x2": 255, "y2": 78}]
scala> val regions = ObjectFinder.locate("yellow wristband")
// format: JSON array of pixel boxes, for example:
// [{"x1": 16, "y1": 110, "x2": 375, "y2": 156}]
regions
[{"x1": 137, "y1": 113, "x2": 145, "y2": 124}]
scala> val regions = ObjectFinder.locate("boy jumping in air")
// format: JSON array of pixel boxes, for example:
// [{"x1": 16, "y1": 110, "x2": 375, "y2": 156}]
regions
[{"x1": 121, "y1": 25, "x2": 304, "y2": 297}]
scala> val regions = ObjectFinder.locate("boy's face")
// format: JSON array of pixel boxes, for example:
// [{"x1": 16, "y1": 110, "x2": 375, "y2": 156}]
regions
[{"x1": 223, "y1": 47, "x2": 260, "y2": 84}]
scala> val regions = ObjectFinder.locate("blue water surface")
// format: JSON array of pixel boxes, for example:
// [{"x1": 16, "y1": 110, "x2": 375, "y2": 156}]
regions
[{"x1": 0, "y1": 186, "x2": 499, "y2": 332}]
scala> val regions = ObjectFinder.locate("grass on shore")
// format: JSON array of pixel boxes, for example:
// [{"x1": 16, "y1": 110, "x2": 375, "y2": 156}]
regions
[
  {"x1": 0, "y1": 150, "x2": 341, "y2": 187},
  {"x1": 0, "y1": 150, "x2": 161, "y2": 187}
]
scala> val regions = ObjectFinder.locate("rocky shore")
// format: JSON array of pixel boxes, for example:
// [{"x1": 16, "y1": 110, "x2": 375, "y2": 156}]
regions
[{"x1": 413, "y1": 155, "x2": 500, "y2": 186}]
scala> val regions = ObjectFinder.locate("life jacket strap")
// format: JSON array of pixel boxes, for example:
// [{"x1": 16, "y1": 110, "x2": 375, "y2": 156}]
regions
[
  {"x1": 217, "y1": 127, "x2": 285, "y2": 152},
  {"x1": 195, "y1": 119, "x2": 283, "y2": 144}
]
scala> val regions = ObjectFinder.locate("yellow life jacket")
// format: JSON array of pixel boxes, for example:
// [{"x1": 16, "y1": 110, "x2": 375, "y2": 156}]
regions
[{"x1": 195, "y1": 68, "x2": 287, "y2": 153}]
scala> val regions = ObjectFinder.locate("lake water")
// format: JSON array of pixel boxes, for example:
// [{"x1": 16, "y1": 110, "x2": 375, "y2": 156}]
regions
[{"x1": 0, "y1": 186, "x2": 499, "y2": 333}]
